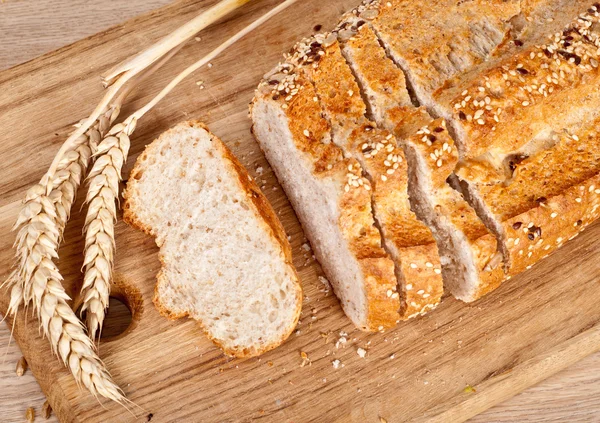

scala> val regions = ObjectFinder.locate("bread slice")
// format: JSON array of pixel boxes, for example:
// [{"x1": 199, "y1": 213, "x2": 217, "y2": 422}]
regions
[
  {"x1": 286, "y1": 33, "x2": 444, "y2": 318},
  {"x1": 252, "y1": 69, "x2": 400, "y2": 331},
  {"x1": 122, "y1": 121, "x2": 302, "y2": 357},
  {"x1": 403, "y1": 120, "x2": 505, "y2": 301},
  {"x1": 339, "y1": 22, "x2": 503, "y2": 301}
]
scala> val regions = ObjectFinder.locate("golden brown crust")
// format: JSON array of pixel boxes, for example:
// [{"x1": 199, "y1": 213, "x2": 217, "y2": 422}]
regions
[
  {"x1": 340, "y1": 23, "x2": 412, "y2": 126},
  {"x1": 123, "y1": 121, "x2": 302, "y2": 358},
  {"x1": 437, "y1": 7, "x2": 600, "y2": 159},
  {"x1": 458, "y1": 115, "x2": 600, "y2": 222},
  {"x1": 301, "y1": 37, "x2": 444, "y2": 319},
  {"x1": 503, "y1": 173, "x2": 600, "y2": 277},
  {"x1": 397, "y1": 244, "x2": 443, "y2": 318},
  {"x1": 370, "y1": 0, "x2": 520, "y2": 97}
]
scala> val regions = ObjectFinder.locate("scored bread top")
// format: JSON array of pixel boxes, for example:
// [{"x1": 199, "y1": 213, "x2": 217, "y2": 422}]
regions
[
  {"x1": 457, "y1": 115, "x2": 600, "y2": 222},
  {"x1": 337, "y1": 21, "x2": 413, "y2": 127},
  {"x1": 368, "y1": 0, "x2": 520, "y2": 101},
  {"x1": 123, "y1": 121, "x2": 302, "y2": 357},
  {"x1": 435, "y1": 6, "x2": 600, "y2": 160},
  {"x1": 308, "y1": 39, "x2": 443, "y2": 317}
]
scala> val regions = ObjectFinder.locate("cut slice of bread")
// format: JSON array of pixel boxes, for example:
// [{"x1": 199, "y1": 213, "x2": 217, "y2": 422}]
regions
[
  {"x1": 252, "y1": 69, "x2": 400, "y2": 332},
  {"x1": 339, "y1": 22, "x2": 503, "y2": 302},
  {"x1": 123, "y1": 121, "x2": 302, "y2": 357},
  {"x1": 302, "y1": 36, "x2": 443, "y2": 318},
  {"x1": 403, "y1": 120, "x2": 505, "y2": 301}
]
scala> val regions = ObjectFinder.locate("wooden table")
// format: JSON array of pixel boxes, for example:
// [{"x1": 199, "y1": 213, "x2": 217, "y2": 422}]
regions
[{"x1": 1, "y1": 1, "x2": 600, "y2": 422}]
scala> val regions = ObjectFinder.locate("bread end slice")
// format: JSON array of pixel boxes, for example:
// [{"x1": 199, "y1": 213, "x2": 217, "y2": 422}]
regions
[{"x1": 123, "y1": 121, "x2": 302, "y2": 357}]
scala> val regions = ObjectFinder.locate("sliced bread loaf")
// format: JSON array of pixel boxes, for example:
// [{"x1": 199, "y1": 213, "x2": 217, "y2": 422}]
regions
[
  {"x1": 302, "y1": 36, "x2": 443, "y2": 318},
  {"x1": 123, "y1": 121, "x2": 302, "y2": 357}
]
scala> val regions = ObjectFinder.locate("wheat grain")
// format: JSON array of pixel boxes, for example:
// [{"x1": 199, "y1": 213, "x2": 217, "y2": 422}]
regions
[
  {"x1": 16, "y1": 356, "x2": 28, "y2": 376},
  {"x1": 26, "y1": 407, "x2": 35, "y2": 423},
  {"x1": 42, "y1": 400, "x2": 52, "y2": 420}
]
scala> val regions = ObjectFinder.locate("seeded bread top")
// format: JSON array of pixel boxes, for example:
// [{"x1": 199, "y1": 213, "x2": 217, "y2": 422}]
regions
[
  {"x1": 435, "y1": 6, "x2": 600, "y2": 159},
  {"x1": 369, "y1": 0, "x2": 520, "y2": 98}
]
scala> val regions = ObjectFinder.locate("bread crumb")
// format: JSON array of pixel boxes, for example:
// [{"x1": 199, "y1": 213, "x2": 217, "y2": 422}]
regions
[
  {"x1": 332, "y1": 359, "x2": 342, "y2": 369},
  {"x1": 208, "y1": 63, "x2": 213, "y2": 68},
  {"x1": 389, "y1": 353, "x2": 395, "y2": 359},
  {"x1": 357, "y1": 347, "x2": 367, "y2": 358},
  {"x1": 300, "y1": 351, "x2": 310, "y2": 367},
  {"x1": 464, "y1": 385, "x2": 476, "y2": 393},
  {"x1": 301, "y1": 243, "x2": 311, "y2": 251},
  {"x1": 256, "y1": 166, "x2": 264, "y2": 175},
  {"x1": 335, "y1": 335, "x2": 347, "y2": 349},
  {"x1": 318, "y1": 276, "x2": 330, "y2": 292},
  {"x1": 379, "y1": 417, "x2": 388, "y2": 423}
]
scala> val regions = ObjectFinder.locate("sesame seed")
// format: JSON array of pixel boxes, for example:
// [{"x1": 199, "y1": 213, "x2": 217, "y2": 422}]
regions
[
  {"x1": 410, "y1": 263, "x2": 418, "y2": 269},
  {"x1": 550, "y1": 212, "x2": 558, "y2": 218},
  {"x1": 417, "y1": 289, "x2": 425, "y2": 295},
  {"x1": 406, "y1": 284, "x2": 413, "y2": 290},
  {"x1": 434, "y1": 269, "x2": 441, "y2": 274},
  {"x1": 386, "y1": 289, "x2": 393, "y2": 297},
  {"x1": 303, "y1": 129, "x2": 310, "y2": 137}
]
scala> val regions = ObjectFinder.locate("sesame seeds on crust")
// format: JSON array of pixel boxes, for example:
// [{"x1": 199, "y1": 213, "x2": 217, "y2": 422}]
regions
[{"x1": 446, "y1": 5, "x2": 600, "y2": 158}]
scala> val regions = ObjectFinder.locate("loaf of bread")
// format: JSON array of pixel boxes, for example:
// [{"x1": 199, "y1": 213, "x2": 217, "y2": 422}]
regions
[
  {"x1": 251, "y1": 1, "x2": 600, "y2": 330},
  {"x1": 123, "y1": 121, "x2": 302, "y2": 356}
]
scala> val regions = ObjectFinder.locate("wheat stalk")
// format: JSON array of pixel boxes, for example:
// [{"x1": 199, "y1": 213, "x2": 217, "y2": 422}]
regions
[
  {"x1": 44, "y1": 0, "x2": 253, "y2": 186},
  {"x1": 79, "y1": 0, "x2": 299, "y2": 339}
]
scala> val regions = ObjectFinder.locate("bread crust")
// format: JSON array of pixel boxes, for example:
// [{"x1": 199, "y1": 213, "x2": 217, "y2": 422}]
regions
[
  {"x1": 435, "y1": 7, "x2": 600, "y2": 159},
  {"x1": 503, "y1": 172, "x2": 600, "y2": 277},
  {"x1": 369, "y1": 0, "x2": 520, "y2": 99},
  {"x1": 123, "y1": 121, "x2": 302, "y2": 358}
]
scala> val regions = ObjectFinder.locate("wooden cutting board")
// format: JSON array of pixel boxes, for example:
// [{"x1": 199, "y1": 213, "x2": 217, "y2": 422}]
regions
[{"x1": 2, "y1": 1, "x2": 600, "y2": 422}]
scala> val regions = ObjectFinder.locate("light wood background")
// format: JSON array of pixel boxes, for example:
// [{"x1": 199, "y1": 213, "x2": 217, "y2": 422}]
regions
[{"x1": 1, "y1": 1, "x2": 600, "y2": 422}]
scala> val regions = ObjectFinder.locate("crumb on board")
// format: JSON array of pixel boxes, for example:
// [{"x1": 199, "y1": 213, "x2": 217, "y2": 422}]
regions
[
  {"x1": 300, "y1": 351, "x2": 310, "y2": 367},
  {"x1": 332, "y1": 359, "x2": 342, "y2": 369},
  {"x1": 464, "y1": 385, "x2": 476, "y2": 393},
  {"x1": 357, "y1": 347, "x2": 367, "y2": 358}
]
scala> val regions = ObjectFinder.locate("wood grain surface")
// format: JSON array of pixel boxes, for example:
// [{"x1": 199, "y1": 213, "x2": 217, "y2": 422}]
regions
[{"x1": 1, "y1": 1, "x2": 600, "y2": 422}]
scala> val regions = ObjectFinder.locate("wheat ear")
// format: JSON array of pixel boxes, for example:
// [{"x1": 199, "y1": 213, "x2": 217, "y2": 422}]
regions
[
  {"x1": 79, "y1": 0, "x2": 299, "y2": 339},
  {"x1": 80, "y1": 124, "x2": 131, "y2": 340},
  {"x1": 4, "y1": 106, "x2": 128, "y2": 404}
]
